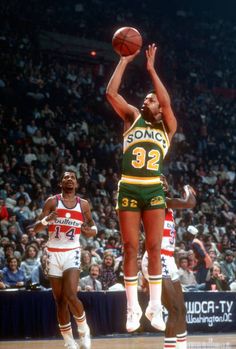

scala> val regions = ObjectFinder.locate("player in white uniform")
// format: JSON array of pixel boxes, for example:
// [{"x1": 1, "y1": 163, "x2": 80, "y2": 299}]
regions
[
  {"x1": 142, "y1": 184, "x2": 196, "y2": 349},
  {"x1": 34, "y1": 171, "x2": 97, "y2": 349}
]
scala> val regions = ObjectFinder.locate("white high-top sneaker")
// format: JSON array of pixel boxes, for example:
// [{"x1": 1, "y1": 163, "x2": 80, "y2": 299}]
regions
[
  {"x1": 79, "y1": 325, "x2": 91, "y2": 349},
  {"x1": 126, "y1": 305, "x2": 142, "y2": 332},
  {"x1": 145, "y1": 304, "x2": 166, "y2": 331},
  {"x1": 65, "y1": 341, "x2": 79, "y2": 349}
]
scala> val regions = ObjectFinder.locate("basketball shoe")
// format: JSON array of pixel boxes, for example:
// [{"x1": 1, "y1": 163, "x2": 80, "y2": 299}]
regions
[
  {"x1": 79, "y1": 325, "x2": 91, "y2": 349},
  {"x1": 126, "y1": 305, "x2": 142, "y2": 332},
  {"x1": 65, "y1": 341, "x2": 78, "y2": 349},
  {"x1": 145, "y1": 304, "x2": 166, "y2": 331}
]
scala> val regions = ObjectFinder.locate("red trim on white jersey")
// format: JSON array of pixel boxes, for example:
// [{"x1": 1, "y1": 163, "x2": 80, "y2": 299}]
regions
[
  {"x1": 161, "y1": 209, "x2": 176, "y2": 256},
  {"x1": 47, "y1": 194, "x2": 83, "y2": 251},
  {"x1": 47, "y1": 246, "x2": 80, "y2": 252}
]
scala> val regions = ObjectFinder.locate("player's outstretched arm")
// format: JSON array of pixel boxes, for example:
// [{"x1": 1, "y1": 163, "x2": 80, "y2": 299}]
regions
[
  {"x1": 166, "y1": 185, "x2": 196, "y2": 210},
  {"x1": 146, "y1": 44, "x2": 177, "y2": 141},
  {"x1": 106, "y1": 52, "x2": 140, "y2": 124}
]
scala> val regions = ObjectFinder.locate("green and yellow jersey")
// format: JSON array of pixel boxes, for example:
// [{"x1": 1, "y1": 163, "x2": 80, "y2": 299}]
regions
[{"x1": 121, "y1": 115, "x2": 169, "y2": 185}]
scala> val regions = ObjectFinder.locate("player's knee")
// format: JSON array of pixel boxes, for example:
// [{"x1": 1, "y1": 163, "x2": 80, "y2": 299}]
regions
[
  {"x1": 65, "y1": 292, "x2": 78, "y2": 304},
  {"x1": 180, "y1": 303, "x2": 187, "y2": 319},
  {"x1": 146, "y1": 241, "x2": 161, "y2": 253},
  {"x1": 123, "y1": 242, "x2": 138, "y2": 257},
  {"x1": 55, "y1": 295, "x2": 67, "y2": 309},
  {"x1": 146, "y1": 244, "x2": 161, "y2": 260},
  {"x1": 168, "y1": 303, "x2": 180, "y2": 321}
]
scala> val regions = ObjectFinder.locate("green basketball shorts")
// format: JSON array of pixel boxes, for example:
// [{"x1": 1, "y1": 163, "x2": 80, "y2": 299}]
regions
[{"x1": 117, "y1": 182, "x2": 166, "y2": 211}]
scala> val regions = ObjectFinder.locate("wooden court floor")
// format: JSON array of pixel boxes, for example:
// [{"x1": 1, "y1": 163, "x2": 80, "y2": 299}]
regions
[{"x1": 0, "y1": 334, "x2": 236, "y2": 349}]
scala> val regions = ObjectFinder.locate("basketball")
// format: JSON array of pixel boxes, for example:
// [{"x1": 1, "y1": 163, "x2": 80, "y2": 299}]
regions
[{"x1": 112, "y1": 27, "x2": 142, "y2": 56}]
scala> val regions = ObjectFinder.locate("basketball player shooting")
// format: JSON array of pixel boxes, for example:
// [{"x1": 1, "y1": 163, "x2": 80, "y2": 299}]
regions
[{"x1": 106, "y1": 40, "x2": 177, "y2": 333}]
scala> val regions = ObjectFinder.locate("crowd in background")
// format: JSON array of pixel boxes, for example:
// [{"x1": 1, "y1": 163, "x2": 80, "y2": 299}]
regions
[{"x1": 0, "y1": 0, "x2": 236, "y2": 292}]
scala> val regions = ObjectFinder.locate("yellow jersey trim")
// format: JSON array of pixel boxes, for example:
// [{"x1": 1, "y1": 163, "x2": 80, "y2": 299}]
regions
[
  {"x1": 161, "y1": 120, "x2": 170, "y2": 147},
  {"x1": 120, "y1": 175, "x2": 162, "y2": 185},
  {"x1": 123, "y1": 115, "x2": 141, "y2": 137}
]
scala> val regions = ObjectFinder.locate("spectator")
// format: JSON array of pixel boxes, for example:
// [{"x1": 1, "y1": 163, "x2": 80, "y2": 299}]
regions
[
  {"x1": 100, "y1": 252, "x2": 117, "y2": 290},
  {"x1": 0, "y1": 256, "x2": 26, "y2": 289},
  {"x1": 208, "y1": 249, "x2": 218, "y2": 264},
  {"x1": 93, "y1": 230, "x2": 107, "y2": 254},
  {"x1": 25, "y1": 226, "x2": 38, "y2": 243},
  {"x1": 79, "y1": 264, "x2": 102, "y2": 291},
  {"x1": 15, "y1": 233, "x2": 29, "y2": 255},
  {"x1": 80, "y1": 250, "x2": 92, "y2": 278},
  {"x1": 20, "y1": 244, "x2": 40, "y2": 282},
  {"x1": 0, "y1": 237, "x2": 10, "y2": 267},
  {"x1": 205, "y1": 263, "x2": 230, "y2": 291},
  {"x1": 15, "y1": 185, "x2": 32, "y2": 205},
  {"x1": 187, "y1": 225, "x2": 212, "y2": 284},
  {"x1": 0, "y1": 197, "x2": 9, "y2": 232},
  {"x1": 31, "y1": 254, "x2": 50, "y2": 289},
  {"x1": 13, "y1": 196, "x2": 34, "y2": 230},
  {"x1": 221, "y1": 203, "x2": 236, "y2": 224},
  {"x1": 178, "y1": 256, "x2": 200, "y2": 291},
  {"x1": 4, "y1": 225, "x2": 19, "y2": 244},
  {"x1": 220, "y1": 250, "x2": 236, "y2": 285},
  {"x1": 86, "y1": 247, "x2": 102, "y2": 265},
  {"x1": 186, "y1": 249, "x2": 197, "y2": 271},
  {"x1": 105, "y1": 236, "x2": 121, "y2": 257},
  {"x1": 2, "y1": 242, "x2": 21, "y2": 267},
  {"x1": 4, "y1": 212, "x2": 23, "y2": 237},
  {"x1": 217, "y1": 234, "x2": 232, "y2": 254}
]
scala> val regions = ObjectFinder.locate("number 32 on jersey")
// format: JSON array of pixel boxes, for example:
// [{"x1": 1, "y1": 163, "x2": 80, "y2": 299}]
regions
[{"x1": 132, "y1": 147, "x2": 160, "y2": 170}]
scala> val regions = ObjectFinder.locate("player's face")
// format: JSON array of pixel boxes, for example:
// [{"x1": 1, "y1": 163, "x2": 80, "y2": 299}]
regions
[
  {"x1": 61, "y1": 172, "x2": 78, "y2": 192},
  {"x1": 141, "y1": 93, "x2": 162, "y2": 123},
  {"x1": 160, "y1": 175, "x2": 169, "y2": 192}
]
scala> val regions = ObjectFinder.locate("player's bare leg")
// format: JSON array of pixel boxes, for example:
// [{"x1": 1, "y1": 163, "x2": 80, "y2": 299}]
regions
[
  {"x1": 118, "y1": 210, "x2": 142, "y2": 332},
  {"x1": 50, "y1": 277, "x2": 78, "y2": 349},
  {"x1": 173, "y1": 281, "x2": 187, "y2": 349},
  {"x1": 162, "y1": 279, "x2": 187, "y2": 348},
  {"x1": 143, "y1": 209, "x2": 165, "y2": 331},
  {"x1": 63, "y1": 269, "x2": 91, "y2": 349}
]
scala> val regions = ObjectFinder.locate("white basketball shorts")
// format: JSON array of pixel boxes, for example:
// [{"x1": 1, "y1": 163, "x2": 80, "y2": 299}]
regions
[{"x1": 47, "y1": 248, "x2": 81, "y2": 277}]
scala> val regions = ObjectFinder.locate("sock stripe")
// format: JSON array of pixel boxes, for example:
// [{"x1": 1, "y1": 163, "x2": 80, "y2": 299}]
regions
[
  {"x1": 164, "y1": 337, "x2": 176, "y2": 348},
  {"x1": 177, "y1": 331, "x2": 187, "y2": 338},
  {"x1": 74, "y1": 313, "x2": 86, "y2": 323},
  {"x1": 124, "y1": 276, "x2": 138, "y2": 286},
  {"x1": 125, "y1": 280, "x2": 138, "y2": 286},
  {"x1": 124, "y1": 276, "x2": 138, "y2": 281},
  {"x1": 148, "y1": 275, "x2": 162, "y2": 280},
  {"x1": 59, "y1": 322, "x2": 71, "y2": 332},
  {"x1": 149, "y1": 280, "x2": 162, "y2": 285}
]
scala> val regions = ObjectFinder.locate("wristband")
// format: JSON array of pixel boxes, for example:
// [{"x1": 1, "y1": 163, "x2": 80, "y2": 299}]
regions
[
  {"x1": 41, "y1": 217, "x2": 49, "y2": 226},
  {"x1": 91, "y1": 225, "x2": 97, "y2": 233}
]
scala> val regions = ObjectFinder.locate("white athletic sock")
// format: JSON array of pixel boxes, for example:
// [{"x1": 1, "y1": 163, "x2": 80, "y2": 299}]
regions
[
  {"x1": 176, "y1": 331, "x2": 187, "y2": 349},
  {"x1": 164, "y1": 337, "x2": 176, "y2": 348},
  {"x1": 148, "y1": 274, "x2": 162, "y2": 307},
  {"x1": 124, "y1": 275, "x2": 139, "y2": 309},
  {"x1": 74, "y1": 312, "x2": 89, "y2": 333},
  {"x1": 59, "y1": 322, "x2": 75, "y2": 345}
]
